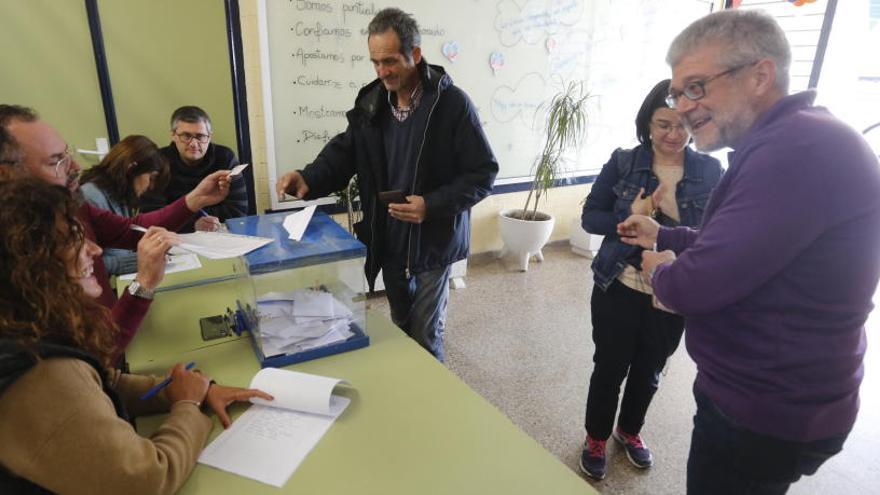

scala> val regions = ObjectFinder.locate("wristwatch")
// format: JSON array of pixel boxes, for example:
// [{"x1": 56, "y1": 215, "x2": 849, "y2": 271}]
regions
[{"x1": 127, "y1": 280, "x2": 155, "y2": 300}]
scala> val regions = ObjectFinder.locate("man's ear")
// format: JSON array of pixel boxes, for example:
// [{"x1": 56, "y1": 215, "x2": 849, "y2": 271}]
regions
[
  {"x1": 411, "y1": 45, "x2": 422, "y2": 65},
  {"x1": 751, "y1": 58, "x2": 777, "y2": 96}
]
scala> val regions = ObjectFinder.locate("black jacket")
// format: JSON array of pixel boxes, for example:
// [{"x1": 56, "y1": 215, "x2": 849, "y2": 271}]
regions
[{"x1": 300, "y1": 61, "x2": 498, "y2": 290}]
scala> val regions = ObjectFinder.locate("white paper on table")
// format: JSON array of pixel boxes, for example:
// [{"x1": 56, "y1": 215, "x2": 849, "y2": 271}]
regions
[
  {"x1": 197, "y1": 368, "x2": 351, "y2": 487},
  {"x1": 117, "y1": 253, "x2": 202, "y2": 281},
  {"x1": 282, "y1": 205, "x2": 316, "y2": 241},
  {"x1": 229, "y1": 163, "x2": 249, "y2": 176},
  {"x1": 174, "y1": 231, "x2": 273, "y2": 259}
]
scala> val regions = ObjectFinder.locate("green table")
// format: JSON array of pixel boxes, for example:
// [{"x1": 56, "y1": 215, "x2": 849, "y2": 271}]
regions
[{"x1": 127, "y1": 268, "x2": 592, "y2": 493}]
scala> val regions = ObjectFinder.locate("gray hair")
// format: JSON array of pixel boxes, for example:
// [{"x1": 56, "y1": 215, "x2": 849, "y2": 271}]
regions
[
  {"x1": 667, "y1": 9, "x2": 791, "y2": 93},
  {"x1": 170, "y1": 105, "x2": 212, "y2": 133},
  {"x1": 368, "y1": 8, "x2": 421, "y2": 59}
]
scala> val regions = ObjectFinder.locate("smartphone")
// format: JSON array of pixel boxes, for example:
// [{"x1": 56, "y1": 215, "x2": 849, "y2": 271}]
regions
[{"x1": 379, "y1": 189, "x2": 408, "y2": 205}]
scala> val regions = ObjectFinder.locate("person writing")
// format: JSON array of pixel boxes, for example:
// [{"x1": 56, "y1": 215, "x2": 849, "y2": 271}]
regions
[
  {"x1": 0, "y1": 177, "x2": 272, "y2": 494},
  {"x1": 579, "y1": 79, "x2": 722, "y2": 480},
  {"x1": 620, "y1": 10, "x2": 880, "y2": 492},
  {"x1": 80, "y1": 135, "x2": 171, "y2": 276}
]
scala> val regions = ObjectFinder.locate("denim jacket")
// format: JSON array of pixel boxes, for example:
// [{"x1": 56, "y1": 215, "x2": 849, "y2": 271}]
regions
[{"x1": 583, "y1": 145, "x2": 723, "y2": 290}]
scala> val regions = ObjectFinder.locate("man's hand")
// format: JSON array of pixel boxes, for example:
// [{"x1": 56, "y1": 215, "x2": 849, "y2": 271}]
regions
[
  {"x1": 617, "y1": 214, "x2": 660, "y2": 249},
  {"x1": 203, "y1": 384, "x2": 274, "y2": 429},
  {"x1": 641, "y1": 250, "x2": 676, "y2": 284},
  {"x1": 276, "y1": 171, "x2": 310, "y2": 200},
  {"x1": 630, "y1": 187, "x2": 653, "y2": 216},
  {"x1": 185, "y1": 170, "x2": 231, "y2": 211},
  {"x1": 388, "y1": 195, "x2": 426, "y2": 224},
  {"x1": 194, "y1": 215, "x2": 222, "y2": 232},
  {"x1": 134, "y1": 226, "x2": 179, "y2": 290}
]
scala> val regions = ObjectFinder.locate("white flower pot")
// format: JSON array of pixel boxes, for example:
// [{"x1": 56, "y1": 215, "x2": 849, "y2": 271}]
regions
[{"x1": 498, "y1": 208, "x2": 555, "y2": 271}]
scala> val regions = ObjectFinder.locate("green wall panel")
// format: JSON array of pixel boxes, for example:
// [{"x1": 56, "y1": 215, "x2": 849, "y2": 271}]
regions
[
  {"x1": 98, "y1": 0, "x2": 237, "y2": 155},
  {"x1": 0, "y1": 0, "x2": 108, "y2": 163}
]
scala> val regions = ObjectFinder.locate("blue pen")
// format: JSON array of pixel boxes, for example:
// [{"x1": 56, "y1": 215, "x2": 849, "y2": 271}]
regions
[
  {"x1": 140, "y1": 361, "x2": 196, "y2": 400},
  {"x1": 198, "y1": 209, "x2": 210, "y2": 217}
]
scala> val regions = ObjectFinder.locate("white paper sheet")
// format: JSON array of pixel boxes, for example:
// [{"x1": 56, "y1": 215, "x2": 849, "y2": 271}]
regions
[
  {"x1": 282, "y1": 205, "x2": 316, "y2": 241},
  {"x1": 197, "y1": 368, "x2": 350, "y2": 487},
  {"x1": 174, "y1": 231, "x2": 273, "y2": 259},
  {"x1": 229, "y1": 163, "x2": 250, "y2": 176},
  {"x1": 117, "y1": 253, "x2": 202, "y2": 281}
]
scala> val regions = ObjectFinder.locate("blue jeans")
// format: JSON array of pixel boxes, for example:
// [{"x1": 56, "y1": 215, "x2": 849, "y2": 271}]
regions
[
  {"x1": 382, "y1": 263, "x2": 451, "y2": 362},
  {"x1": 687, "y1": 385, "x2": 848, "y2": 495}
]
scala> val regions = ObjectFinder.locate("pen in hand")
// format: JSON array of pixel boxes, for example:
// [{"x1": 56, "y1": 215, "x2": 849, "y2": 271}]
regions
[{"x1": 140, "y1": 361, "x2": 196, "y2": 400}]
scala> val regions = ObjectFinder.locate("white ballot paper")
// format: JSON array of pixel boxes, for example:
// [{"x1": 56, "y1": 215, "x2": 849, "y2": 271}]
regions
[
  {"x1": 255, "y1": 290, "x2": 355, "y2": 357},
  {"x1": 229, "y1": 163, "x2": 249, "y2": 176},
  {"x1": 117, "y1": 253, "x2": 202, "y2": 281},
  {"x1": 198, "y1": 368, "x2": 351, "y2": 487},
  {"x1": 173, "y1": 231, "x2": 273, "y2": 259},
  {"x1": 282, "y1": 205, "x2": 316, "y2": 241}
]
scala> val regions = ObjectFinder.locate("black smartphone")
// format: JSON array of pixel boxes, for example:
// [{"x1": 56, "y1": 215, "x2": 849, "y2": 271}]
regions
[{"x1": 379, "y1": 190, "x2": 408, "y2": 204}]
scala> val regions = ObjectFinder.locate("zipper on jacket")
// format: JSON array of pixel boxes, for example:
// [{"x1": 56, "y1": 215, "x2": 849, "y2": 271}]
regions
[{"x1": 405, "y1": 89, "x2": 442, "y2": 279}]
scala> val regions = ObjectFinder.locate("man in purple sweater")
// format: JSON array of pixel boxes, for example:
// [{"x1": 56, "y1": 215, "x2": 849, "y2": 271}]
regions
[{"x1": 619, "y1": 10, "x2": 880, "y2": 494}]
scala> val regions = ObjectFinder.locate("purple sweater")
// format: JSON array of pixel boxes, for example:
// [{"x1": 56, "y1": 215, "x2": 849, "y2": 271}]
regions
[{"x1": 654, "y1": 91, "x2": 880, "y2": 442}]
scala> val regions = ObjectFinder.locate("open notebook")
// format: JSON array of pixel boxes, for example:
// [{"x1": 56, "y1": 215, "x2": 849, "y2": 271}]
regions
[{"x1": 198, "y1": 368, "x2": 351, "y2": 487}]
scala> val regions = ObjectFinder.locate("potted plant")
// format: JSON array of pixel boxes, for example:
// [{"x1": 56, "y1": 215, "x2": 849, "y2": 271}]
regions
[{"x1": 499, "y1": 80, "x2": 590, "y2": 271}]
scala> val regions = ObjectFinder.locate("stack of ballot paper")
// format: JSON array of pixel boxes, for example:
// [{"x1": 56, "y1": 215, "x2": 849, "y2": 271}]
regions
[{"x1": 256, "y1": 289, "x2": 354, "y2": 356}]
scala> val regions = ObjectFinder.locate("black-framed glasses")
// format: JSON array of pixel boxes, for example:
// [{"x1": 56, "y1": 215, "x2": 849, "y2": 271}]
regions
[
  {"x1": 665, "y1": 62, "x2": 755, "y2": 109},
  {"x1": 175, "y1": 132, "x2": 211, "y2": 144}
]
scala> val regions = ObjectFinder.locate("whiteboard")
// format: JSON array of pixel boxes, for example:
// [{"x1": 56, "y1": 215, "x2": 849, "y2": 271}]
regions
[{"x1": 258, "y1": 0, "x2": 714, "y2": 209}]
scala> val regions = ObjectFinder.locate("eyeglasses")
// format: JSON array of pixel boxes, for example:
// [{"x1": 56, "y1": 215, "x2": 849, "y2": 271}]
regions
[
  {"x1": 49, "y1": 145, "x2": 74, "y2": 178},
  {"x1": 175, "y1": 132, "x2": 211, "y2": 144},
  {"x1": 665, "y1": 62, "x2": 755, "y2": 109},
  {"x1": 650, "y1": 120, "x2": 686, "y2": 133}
]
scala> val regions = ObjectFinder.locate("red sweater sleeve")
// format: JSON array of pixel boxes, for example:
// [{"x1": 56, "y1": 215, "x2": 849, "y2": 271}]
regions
[
  {"x1": 84, "y1": 197, "x2": 195, "y2": 251},
  {"x1": 111, "y1": 291, "x2": 152, "y2": 355}
]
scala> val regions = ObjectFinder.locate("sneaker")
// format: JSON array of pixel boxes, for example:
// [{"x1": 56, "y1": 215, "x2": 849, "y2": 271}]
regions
[
  {"x1": 612, "y1": 427, "x2": 653, "y2": 468},
  {"x1": 579, "y1": 435, "x2": 607, "y2": 480}
]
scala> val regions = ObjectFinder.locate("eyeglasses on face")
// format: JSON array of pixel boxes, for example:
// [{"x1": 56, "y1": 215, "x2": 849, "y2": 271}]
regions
[
  {"x1": 175, "y1": 132, "x2": 211, "y2": 144},
  {"x1": 650, "y1": 120, "x2": 686, "y2": 133},
  {"x1": 49, "y1": 145, "x2": 74, "y2": 178},
  {"x1": 665, "y1": 62, "x2": 756, "y2": 109}
]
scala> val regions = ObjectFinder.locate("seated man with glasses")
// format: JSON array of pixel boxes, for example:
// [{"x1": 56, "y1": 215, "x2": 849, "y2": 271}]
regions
[{"x1": 141, "y1": 105, "x2": 248, "y2": 232}]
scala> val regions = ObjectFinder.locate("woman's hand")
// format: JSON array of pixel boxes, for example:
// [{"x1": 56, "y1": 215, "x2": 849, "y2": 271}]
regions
[
  {"x1": 204, "y1": 384, "x2": 274, "y2": 428},
  {"x1": 165, "y1": 363, "x2": 210, "y2": 404}
]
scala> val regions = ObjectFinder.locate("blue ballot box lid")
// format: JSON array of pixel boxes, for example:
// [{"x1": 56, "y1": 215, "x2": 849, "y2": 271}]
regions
[{"x1": 225, "y1": 210, "x2": 366, "y2": 275}]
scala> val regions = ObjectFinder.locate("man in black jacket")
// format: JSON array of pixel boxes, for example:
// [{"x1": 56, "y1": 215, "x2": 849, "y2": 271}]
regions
[
  {"x1": 276, "y1": 8, "x2": 498, "y2": 361},
  {"x1": 142, "y1": 105, "x2": 249, "y2": 232}
]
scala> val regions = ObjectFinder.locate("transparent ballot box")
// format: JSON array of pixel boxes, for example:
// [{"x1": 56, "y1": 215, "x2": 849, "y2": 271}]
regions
[{"x1": 225, "y1": 210, "x2": 369, "y2": 368}]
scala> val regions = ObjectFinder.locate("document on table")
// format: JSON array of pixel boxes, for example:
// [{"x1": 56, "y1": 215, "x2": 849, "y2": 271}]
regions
[
  {"x1": 117, "y1": 253, "x2": 202, "y2": 281},
  {"x1": 282, "y1": 205, "x2": 316, "y2": 241},
  {"x1": 173, "y1": 231, "x2": 273, "y2": 259},
  {"x1": 198, "y1": 368, "x2": 351, "y2": 487}
]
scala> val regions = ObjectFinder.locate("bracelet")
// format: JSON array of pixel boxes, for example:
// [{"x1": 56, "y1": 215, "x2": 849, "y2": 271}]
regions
[{"x1": 175, "y1": 399, "x2": 202, "y2": 408}]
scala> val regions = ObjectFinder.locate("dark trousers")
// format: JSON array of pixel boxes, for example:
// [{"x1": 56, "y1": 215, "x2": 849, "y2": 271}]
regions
[
  {"x1": 382, "y1": 263, "x2": 451, "y2": 362},
  {"x1": 687, "y1": 386, "x2": 848, "y2": 495},
  {"x1": 584, "y1": 279, "x2": 684, "y2": 439}
]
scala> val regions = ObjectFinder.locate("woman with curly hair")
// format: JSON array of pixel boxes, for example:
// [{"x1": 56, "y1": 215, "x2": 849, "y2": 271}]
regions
[
  {"x1": 0, "y1": 177, "x2": 272, "y2": 494},
  {"x1": 80, "y1": 135, "x2": 170, "y2": 276}
]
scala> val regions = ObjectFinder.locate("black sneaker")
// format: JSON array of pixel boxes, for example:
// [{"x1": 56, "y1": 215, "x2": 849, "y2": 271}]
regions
[
  {"x1": 579, "y1": 435, "x2": 607, "y2": 480},
  {"x1": 613, "y1": 427, "x2": 653, "y2": 468}
]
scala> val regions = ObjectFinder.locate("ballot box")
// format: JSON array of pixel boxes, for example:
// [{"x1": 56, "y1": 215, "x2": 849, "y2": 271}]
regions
[{"x1": 224, "y1": 210, "x2": 369, "y2": 368}]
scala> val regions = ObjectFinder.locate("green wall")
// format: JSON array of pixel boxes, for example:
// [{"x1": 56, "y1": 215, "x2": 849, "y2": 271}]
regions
[
  {"x1": 0, "y1": 0, "x2": 236, "y2": 163},
  {"x1": 0, "y1": 0, "x2": 107, "y2": 162}
]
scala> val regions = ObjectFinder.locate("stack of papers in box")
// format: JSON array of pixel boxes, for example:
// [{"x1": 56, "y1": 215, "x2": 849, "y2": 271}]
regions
[{"x1": 256, "y1": 289, "x2": 354, "y2": 357}]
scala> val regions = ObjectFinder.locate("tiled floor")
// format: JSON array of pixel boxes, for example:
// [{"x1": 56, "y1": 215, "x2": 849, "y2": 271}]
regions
[{"x1": 368, "y1": 243, "x2": 880, "y2": 494}]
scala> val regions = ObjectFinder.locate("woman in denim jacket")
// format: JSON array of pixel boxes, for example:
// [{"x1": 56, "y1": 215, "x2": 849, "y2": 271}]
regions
[{"x1": 578, "y1": 80, "x2": 722, "y2": 480}]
